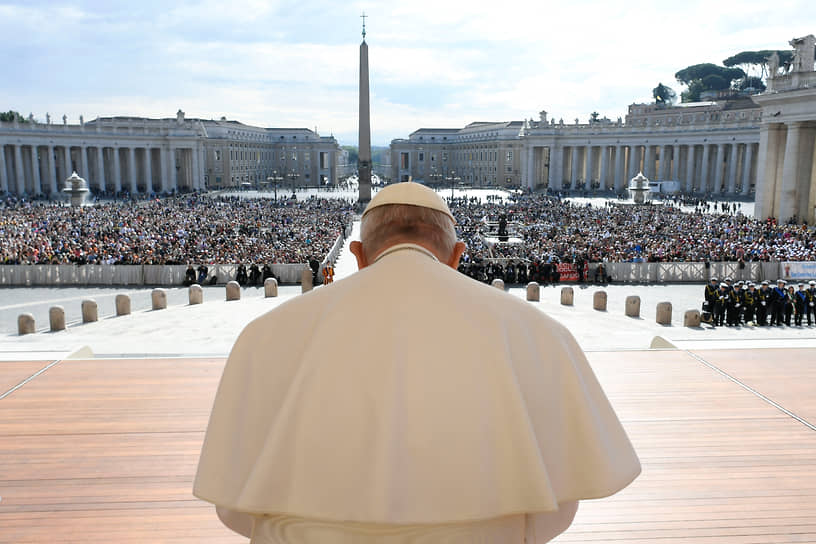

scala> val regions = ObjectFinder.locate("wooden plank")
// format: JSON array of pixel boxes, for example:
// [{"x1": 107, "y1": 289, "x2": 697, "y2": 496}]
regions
[{"x1": 0, "y1": 361, "x2": 53, "y2": 395}]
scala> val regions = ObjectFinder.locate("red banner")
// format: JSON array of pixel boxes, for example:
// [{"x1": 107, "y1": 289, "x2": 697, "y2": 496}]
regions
[{"x1": 556, "y1": 263, "x2": 579, "y2": 282}]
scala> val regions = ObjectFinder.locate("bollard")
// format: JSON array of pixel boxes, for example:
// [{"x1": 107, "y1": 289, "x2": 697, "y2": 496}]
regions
[
  {"x1": 560, "y1": 286, "x2": 574, "y2": 306},
  {"x1": 151, "y1": 288, "x2": 167, "y2": 310},
  {"x1": 684, "y1": 309, "x2": 702, "y2": 327},
  {"x1": 526, "y1": 282, "x2": 540, "y2": 302},
  {"x1": 301, "y1": 269, "x2": 313, "y2": 293},
  {"x1": 593, "y1": 290, "x2": 607, "y2": 311},
  {"x1": 49, "y1": 306, "x2": 66, "y2": 332},
  {"x1": 18, "y1": 313, "x2": 35, "y2": 335},
  {"x1": 264, "y1": 277, "x2": 278, "y2": 298},
  {"x1": 656, "y1": 301, "x2": 672, "y2": 325},
  {"x1": 625, "y1": 295, "x2": 641, "y2": 317},
  {"x1": 81, "y1": 300, "x2": 98, "y2": 323},
  {"x1": 491, "y1": 278, "x2": 505, "y2": 290},
  {"x1": 115, "y1": 294, "x2": 131, "y2": 316},
  {"x1": 188, "y1": 284, "x2": 203, "y2": 305},
  {"x1": 226, "y1": 281, "x2": 241, "y2": 301}
]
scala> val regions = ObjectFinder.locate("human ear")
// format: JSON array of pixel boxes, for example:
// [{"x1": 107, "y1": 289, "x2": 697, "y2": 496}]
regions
[
  {"x1": 446, "y1": 241, "x2": 466, "y2": 269},
  {"x1": 350, "y1": 241, "x2": 368, "y2": 270}
]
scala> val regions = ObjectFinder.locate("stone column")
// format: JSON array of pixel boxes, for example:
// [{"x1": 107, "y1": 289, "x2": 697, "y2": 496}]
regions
[
  {"x1": 14, "y1": 144, "x2": 25, "y2": 195},
  {"x1": 64, "y1": 146, "x2": 73, "y2": 178},
  {"x1": 658, "y1": 145, "x2": 669, "y2": 180},
  {"x1": 80, "y1": 145, "x2": 88, "y2": 179},
  {"x1": 671, "y1": 144, "x2": 680, "y2": 180},
  {"x1": 628, "y1": 145, "x2": 641, "y2": 181},
  {"x1": 159, "y1": 146, "x2": 168, "y2": 193},
  {"x1": 96, "y1": 147, "x2": 106, "y2": 192},
  {"x1": 128, "y1": 147, "x2": 138, "y2": 193},
  {"x1": 358, "y1": 38, "x2": 372, "y2": 202},
  {"x1": 713, "y1": 143, "x2": 724, "y2": 193},
  {"x1": 599, "y1": 145, "x2": 609, "y2": 191},
  {"x1": 585, "y1": 146, "x2": 594, "y2": 191},
  {"x1": 685, "y1": 145, "x2": 696, "y2": 192},
  {"x1": 113, "y1": 147, "x2": 122, "y2": 192},
  {"x1": 31, "y1": 146, "x2": 42, "y2": 194},
  {"x1": 645, "y1": 145, "x2": 656, "y2": 179},
  {"x1": 525, "y1": 146, "x2": 535, "y2": 189},
  {"x1": 778, "y1": 122, "x2": 807, "y2": 222},
  {"x1": 613, "y1": 145, "x2": 624, "y2": 192},
  {"x1": 192, "y1": 145, "x2": 201, "y2": 190},
  {"x1": 145, "y1": 147, "x2": 153, "y2": 193},
  {"x1": 47, "y1": 145, "x2": 56, "y2": 194},
  {"x1": 700, "y1": 144, "x2": 711, "y2": 193},
  {"x1": 0, "y1": 144, "x2": 9, "y2": 193},
  {"x1": 549, "y1": 146, "x2": 563, "y2": 190},
  {"x1": 754, "y1": 125, "x2": 785, "y2": 219},
  {"x1": 726, "y1": 143, "x2": 739, "y2": 194},
  {"x1": 741, "y1": 143, "x2": 754, "y2": 196},
  {"x1": 570, "y1": 146, "x2": 580, "y2": 188}
]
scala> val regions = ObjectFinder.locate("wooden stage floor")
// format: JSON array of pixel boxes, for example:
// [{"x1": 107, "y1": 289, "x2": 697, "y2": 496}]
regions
[{"x1": 1, "y1": 349, "x2": 814, "y2": 543}]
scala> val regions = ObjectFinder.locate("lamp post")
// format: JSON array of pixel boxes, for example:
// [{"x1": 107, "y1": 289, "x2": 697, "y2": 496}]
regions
[
  {"x1": 289, "y1": 171, "x2": 299, "y2": 195},
  {"x1": 445, "y1": 170, "x2": 460, "y2": 199},
  {"x1": 267, "y1": 170, "x2": 283, "y2": 203}
]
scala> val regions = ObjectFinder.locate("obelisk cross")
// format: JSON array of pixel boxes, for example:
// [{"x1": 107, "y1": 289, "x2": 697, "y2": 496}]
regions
[{"x1": 361, "y1": 12, "x2": 367, "y2": 39}]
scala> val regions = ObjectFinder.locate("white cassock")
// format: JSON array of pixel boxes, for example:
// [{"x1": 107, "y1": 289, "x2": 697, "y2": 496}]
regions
[{"x1": 194, "y1": 244, "x2": 641, "y2": 543}]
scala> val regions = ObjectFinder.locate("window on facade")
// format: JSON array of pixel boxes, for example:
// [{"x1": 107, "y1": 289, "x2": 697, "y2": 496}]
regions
[
  {"x1": 214, "y1": 150, "x2": 221, "y2": 161},
  {"x1": 292, "y1": 151, "x2": 297, "y2": 160},
  {"x1": 400, "y1": 152, "x2": 409, "y2": 169},
  {"x1": 419, "y1": 152, "x2": 424, "y2": 161},
  {"x1": 320, "y1": 152, "x2": 328, "y2": 169},
  {"x1": 506, "y1": 150, "x2": 513, "y2": 161},
  {"x1": 442, "y1": 152, "x2": 448, "y2": 161}
]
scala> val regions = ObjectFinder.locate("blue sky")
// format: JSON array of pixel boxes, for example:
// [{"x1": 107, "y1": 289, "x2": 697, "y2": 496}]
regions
[{"x1": 1, "y1": 0, "x2": 814, "y2": 145}]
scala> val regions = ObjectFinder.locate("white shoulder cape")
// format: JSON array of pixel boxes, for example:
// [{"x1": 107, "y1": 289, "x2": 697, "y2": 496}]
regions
[{"x1": 194, "y1": 247, "x2": 640, "y2": 524}]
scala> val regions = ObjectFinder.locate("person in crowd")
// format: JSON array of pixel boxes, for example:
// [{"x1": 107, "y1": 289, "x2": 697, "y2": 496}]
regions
[
  {"x1": 784, "y1": 285, "x2": 797, "y2": 326},
  {"x1": 183, "y1": 264, "x2": 197, "y2": 286},
  {"x1": 794, "y1": 283, "x2": 808, "y2": 326},
  {"x1": 807, "y1": 281, "x2": 816, "y2": 326},
  {"x1": 743, "y1": 282, "x2": 758, "y2": 326},
  {"x1": 756, "y1": 281, "x2": 771, "y2": 326},
  {"x1": 703, "y1": 277, "x2": 719, "y2": 323},
  {"x1": 249, "y1": 264, "x2": 261, "y2": 286},
  {"x1": 236, "y1": 264, "x2": 248, "y2": 286},
  {"x1": 197, "y1": 264, "x2": 209, "y2": 285},
  {"x1": 770, "y1": 280, "x2": 787, "y2": 326}
]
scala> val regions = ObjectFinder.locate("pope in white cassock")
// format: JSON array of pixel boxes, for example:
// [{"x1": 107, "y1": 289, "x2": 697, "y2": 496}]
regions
[{"x1": 194, "y1": 182, "x2": 640, "y2": 543}]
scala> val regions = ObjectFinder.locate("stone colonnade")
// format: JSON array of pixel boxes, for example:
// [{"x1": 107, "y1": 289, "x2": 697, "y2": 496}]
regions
[
  {"x1": 525, "y1": 141, "x2": 759, "y2": 195},
  {"x1": 754, "y1": 122, "x2": 816, "y2": 223},
  {"x1": 0, "y1": 142, "x2": 202, "y2": 196}
]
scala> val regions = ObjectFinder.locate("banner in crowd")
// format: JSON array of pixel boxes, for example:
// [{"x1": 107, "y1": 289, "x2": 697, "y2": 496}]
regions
[
  {"x1": 556, "y1": 263, "x2": 579, "y2": 282},
  {"x1": 781, "y1": 261, "x2": 816, "y2": 280}
]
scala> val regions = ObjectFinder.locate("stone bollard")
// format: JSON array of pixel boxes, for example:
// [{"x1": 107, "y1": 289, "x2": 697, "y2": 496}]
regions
[
  {"x1": 151, "y1": 288, "x2": 167, "y2": 310},
  {"x1": 560, "y1": 286, "x2": 574, "y2": 306},
  {"x1": 684, "y1": 309, "x2": 702, "y2": 327},
  {"x1": 301, "y1": 269, "x2": 313, "y2": 293},
  {"x1": 593, "y1": 290, "x2": 607, "y2": 311},
  {"x1": 226, "y1": 281, "x2": 241, "y2": 301},
  {"x1": 115, "y1": 294, "x2": 131, "y2": 316},
  {"x1": 188, "y1": 284, "x2": 203, "y2": 305},
  {"x1": 491, "y1": 278, "x2": 505, "y2": 290},
  {"x1": 656, "y1": 301, "x2": 672, "y2": 325},
  {"x1": 49, "y1": 306, "x2": 66, "y2": 332},
  {"x1": 526, "y1": 282, "x2": 540, "y2": 301},
  {"x1": 18, "y1": 313, "x2": 35, "y2": 335},
  {"x1": 81, "y1": 300, "x2": 98, "y2": 323},
  {"x1": 625, "y1": 296, "x2": 641, "y2": 317},
  {"x1": 264, "y1": 277, "x2": 278, "y2": 298}
]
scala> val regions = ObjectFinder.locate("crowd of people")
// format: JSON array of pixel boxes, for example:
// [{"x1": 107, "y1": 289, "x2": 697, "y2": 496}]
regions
[
  {"x1": 449, "y1": 193, "x2": 815, "y2": 266},
  {"x1": 0, "y1": 194, "x2": 352, "y2": 266},
  {"x1": 702, "y1": 277, "x2": 816, "y2": 327}
]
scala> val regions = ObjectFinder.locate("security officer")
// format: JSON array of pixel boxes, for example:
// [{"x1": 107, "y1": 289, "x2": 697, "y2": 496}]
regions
[
  {"x1": 725, "y1": 282, "x2": 742, "y2": 326},
  {"x1": 703, "y1": 277, "x2": 719, "y2": 323},
  {"x1": 743, "y1": 282, "x2": 758, "y2": 325},
  {"x1": 794, "y1": 283, "x2": 808, "y2": 326},
  {"x1": 756, "y1": 280, "x2": 771, "y2": 326},
  {"x1": 770, "y1": 279, "x2": 787, "y2": 326},
  {"x1": 714, "y1": 282, "x2": 729, "y2": 326},
  {"x1": 807, "y1": 280, "x2": 816, "y2": 326}
]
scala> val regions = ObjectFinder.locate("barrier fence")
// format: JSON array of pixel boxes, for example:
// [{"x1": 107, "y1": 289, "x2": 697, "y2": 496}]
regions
[{"x1": 0, "y1": 260, "x2": 812, "y2": 287}]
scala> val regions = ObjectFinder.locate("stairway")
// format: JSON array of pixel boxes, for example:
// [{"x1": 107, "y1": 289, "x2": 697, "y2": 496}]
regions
[{"x1": 332, "y1": 220, "x2": 362, "y2": 280}]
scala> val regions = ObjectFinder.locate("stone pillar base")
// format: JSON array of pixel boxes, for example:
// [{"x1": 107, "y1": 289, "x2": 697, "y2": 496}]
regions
[
  {"x1": 561, "y1": 287, "x2": 574, "y2": 306},
  {"x1": 526, "y1": 282, "x2": 540, "y2": 301},
  {"x1": 301, "y1": 269, "x2": 313, "y2": 293},
  {"x1": 684, "y1": 309, "x2": 702, "y2": 327},
  {"x1": 18, "y1": 313, "x2": 35, "y2": 335},
  {"x1": 49, "y1": 306, "x2": 66, "y2": 331},
  {"x1": 226, "y1": 281, "x2": 241, "y2": 301},
  {"x1": 152, "y1": 289, "x2": 167, "y2": 310},
  {"x1": 189, "y1": 284, "x2": 203, "y2": 305},
  {"x1": 264, "y1": 278, "x2": 278, "y2": 297},
  {"x1": 82, "y1": 300, "x2": 98, "y2": 323},
  {"x1": 593, "y1": 291, "x2": 607, "y2": 311},
  {"x1": 116, "y1": 294, "x2": 131, "y2": 316},
  {"x1": 656, "y1": 302, "x2": 672, "y2": 325},
  {"x1": 491, "y1": 279, "x2": 505, "y2": 290},
  {"x1": 625, "y1": 296, "x2": 641, "y2": 317}
]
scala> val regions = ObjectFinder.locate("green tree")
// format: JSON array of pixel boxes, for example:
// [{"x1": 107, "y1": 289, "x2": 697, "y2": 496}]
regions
[
  {"x1": 739, "y1": 76, "x2": 766, "y2": 92},
  {"x1": 0, "y1": 110, "x2": 28, "y2": 123},
  {"x1": 652, "y1": 83, "x2": 676, "y2": 106},
  {"x1": 341, "y1": 145, "x2": 358, "y2": 164},
  {"x1": 680, "y1": 79, "x2": 706, "y2": 102},
  {"x1": 675, "y1": 63, "x2": 745, "y2": 102},
  {"x1": 723, "y1": 50, "x2": 794, "y2": 79}
]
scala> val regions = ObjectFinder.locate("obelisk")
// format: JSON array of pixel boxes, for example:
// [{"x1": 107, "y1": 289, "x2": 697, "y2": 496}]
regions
[{"x1": 357, "y1": 12, "x2": 372, "y2": 203}]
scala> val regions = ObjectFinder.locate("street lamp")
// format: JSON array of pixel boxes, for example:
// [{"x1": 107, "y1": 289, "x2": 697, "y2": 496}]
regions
[
  {"x1": 445, "y1": 170, "x2": 461, "y2": 199},
  {"x1": 267, "y1": 170, "x2": 283, "y2": 203},
  {"x1": 289, "y1": 171, "x2": 299, "y2": 194}
]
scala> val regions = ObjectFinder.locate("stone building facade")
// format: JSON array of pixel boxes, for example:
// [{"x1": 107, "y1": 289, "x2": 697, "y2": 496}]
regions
[
  {"x1": 391, "y1": 100, "x2": 762, "y2": 196},
  {"x1": 0, "y1": 110, "x2": 341, "y2": 196}
]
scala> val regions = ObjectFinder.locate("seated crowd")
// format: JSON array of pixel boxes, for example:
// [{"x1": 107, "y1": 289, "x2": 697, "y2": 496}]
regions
[{"x1": 0, "y1": 194, "x2": 352, "y2": 266}]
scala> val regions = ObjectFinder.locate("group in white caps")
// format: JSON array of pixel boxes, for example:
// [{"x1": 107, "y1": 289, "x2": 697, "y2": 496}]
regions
[{"x1": 703, "y1": 276, "x2": 816, "y2": 327}]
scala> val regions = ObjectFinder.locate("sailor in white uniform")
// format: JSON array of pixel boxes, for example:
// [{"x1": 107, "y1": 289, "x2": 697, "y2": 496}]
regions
[{"x1": 194, "y1": 182, "x2": 640, "y2": 543}]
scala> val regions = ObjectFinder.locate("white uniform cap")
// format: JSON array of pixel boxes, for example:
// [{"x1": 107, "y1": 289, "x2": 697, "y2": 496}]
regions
[{"x1": 362, "y1": 182, "x2": 455, "y2": 223}]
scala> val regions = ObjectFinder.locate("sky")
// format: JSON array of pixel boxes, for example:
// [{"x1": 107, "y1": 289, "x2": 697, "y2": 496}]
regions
[{"x1": 1, "y1": 0, "x2": 815, "y2": 146}]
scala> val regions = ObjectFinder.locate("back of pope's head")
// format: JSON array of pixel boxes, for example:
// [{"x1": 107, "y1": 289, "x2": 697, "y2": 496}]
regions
[{"x1": 356, "y1": 182, "x2": 460, "y2": 265}]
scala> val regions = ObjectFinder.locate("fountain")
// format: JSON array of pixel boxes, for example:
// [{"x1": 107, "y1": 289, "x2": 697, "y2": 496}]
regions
[
  {"x1": 63, "y1": 171, "x2": 89, "y2": 207},
  {"x1": 628, "y1": 172, "x2": 651, "y2": 204}
]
